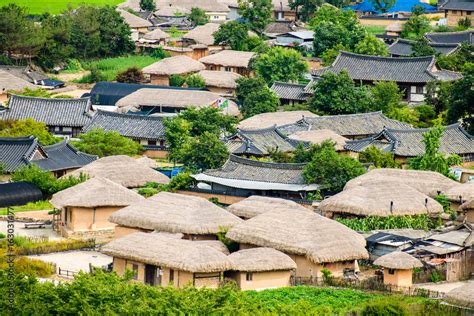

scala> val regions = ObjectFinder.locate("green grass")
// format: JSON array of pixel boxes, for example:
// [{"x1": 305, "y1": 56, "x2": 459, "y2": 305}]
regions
[
  {"x1": 364, "y1": 25, "x2": 386, "y2": 36},
  {"x1": 0, "y1": 200, "x2": 52, "y2": 215},
  {"x1": 0, "y1": 0, "x2": 123, "y2": 15}
]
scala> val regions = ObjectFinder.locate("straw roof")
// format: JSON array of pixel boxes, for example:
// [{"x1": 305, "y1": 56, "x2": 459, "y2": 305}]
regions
[
  {"x1": 0, "y1": 70, "x2": 38, "y2": 92},
  {"x1": 319, "y1": 183, "x2": 443, "y2": 217},
  {"x1": 227, "y1": 196, "x2": 311, "y2": 219},
  {"x1": 155, "y1": 5, "x2": 190, "y2": 16},
  {"x1": 194, "y1": 240, "x2": 230, "y2": 255},
  {"x1": 385, "y1": 21, "x2": 403, "y2": 33},
  {"x1": 118, "y1": 9, "x2": 152, "y2": 28},
  {"x1": 460, "y1": 199, "x2": 474, "y2": 210},
  {"x1": 183, "y1": 23, "x2": 220, "y2": 46},
  {"x1": 66, "y1": 155, "x2": 170, "y2": 188},
  {"x1": 444, "y1": 182, "x2": 474, "y2": 203},
  {"x1": 135, "y1": 156, "x2": 158, "y2": 168},
  {"x1": 199, "y1": 50, "x2": 255, "y2": 68},
  {"x1": 142, "y1": 55, "x2": 205, "y2": 75},
  {"x1": 373, "y1": 251, "x2": 423, "y2": 269},
  {"x1": 102, "y1": 232, "x2": 232, "y2": 273},
  {"x1": 51, "y1": 177, "x2": 144, "y2": 209},
  {"x1": 109, "y1": 192, "x2": 242, "y2": 234},
  {"x1": 142, "y1": 28, "x2": 170, "y2": 41},
  {"x1": 238, "y1": 111, "x2": 318, "y2": 130},
  {"x1": 288, "y1": 129, "x2": 348, "y2": 151},
  {"x1": 344, "y1": 168, "x2": 460, "y2": 198},
  {"x1": 228, "y1": 247, "x2": 297, "y2": 272},
  {"x1": 198, "y1": 70, "x2": 242, "y2": 88},
  {"x1": 445, "y1": 282, "x2": 474, "y2": 308},
  {"x1": 226, "y1": 208, "x2": 368, "y2": 263}
]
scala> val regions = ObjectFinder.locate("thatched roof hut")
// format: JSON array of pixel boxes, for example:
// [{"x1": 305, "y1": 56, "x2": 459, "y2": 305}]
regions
[
  {"x1": 228, "y1": 247, "x2": 297, "y2": 272},
  {"x1": 142, "y1": 28, "x2": 170, "y2": 41},
  {"x1": 142, "y1": 56, "x2": 205, "y2": 76},
  {"x1": 238, "y1": 111, "x2": 318, "y2": 130},
  {"x1": 344, "y1": 168, "x2": 460, "y2": 197},
  {"x1": 0, "y1": 69, "x2": 38, "y2": 92},
  {"x1": 227, "y1": 196, "x2": 311, "y2": 219},
  {"x1": 109, "y1": 192, "x2": 242, "y2": 234},
  {"x1": 226, "y1": 208, "x2": 369, "y2": 263},
  {"x1": 51, "y1": 177, "x2": 144, "y2": 209},
  {"x1": 194, "y1": 240, "x2": 230, "y2": 255},
  {"x1": 118, "y1": 9, "x2": 152, "y2": 29},
  {"x1": 198, "y1": 70, "x2": 242, "y2": 89},
  {"x1": 67, "y1": 155, "x2": 170, "y2": 188},
  {"x1": 102, "y1": 232, "x2": 232, "y2": 273},
  {"x1": 373, "y1": 251, "x2": 423, "y2": 269},
  {"x1": 199, "y1": 50, "x2": 255, "y2": 68},
  {"x1": 319, "y1": 183, "x2": 443, "y2": 217},
  {"x1": 135, "y1": 156, "x2": 158, "y2": 168},
  {"x1": 288, "y1": 129, "x2": 348, "y2": 151},
  {"x1": 444, "y1": 182, "x2": 474, "y2": 203},
  {"x1": 445, "y1": 282, "x2": 474, "y2": 308},
  {"x1": 460, "y1": 199, "x2": 474, "y2": 210},
  {"x1": 183, "y1": 23, "x2": 220, "y2": 46},
  {"x1": 385, "y1": 21, "x2": 403, "y2": 33}
]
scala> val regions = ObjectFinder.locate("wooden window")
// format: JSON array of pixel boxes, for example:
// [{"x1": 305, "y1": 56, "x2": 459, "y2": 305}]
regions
[
  {"x1": 225, "y1": 67, "x2": 232, "y2": 72},
  {"x1": 452, "y1": 10, "x2": 458, "y2": 14},
  {"x1": 132, "y1": 263, "x2": 139, "y2": 280},
  {"x1": 246, "y1": 272, "x2": 253, "y2": 281},
  {"x1": 148, "y1": 140, "x2": 157, "y2": 146},
  {"x1": 169, "y1": 269, "x2": 174, "y2": 283},
  {"x1": 388, "y1": 269, "x2": 395, "y2": 275},
  {"x1": 467, "y1": 11, "x2": 472, "y2": 15},
  {"x1": 415, "y1": 86, "x2": 424, "y2": 94}
]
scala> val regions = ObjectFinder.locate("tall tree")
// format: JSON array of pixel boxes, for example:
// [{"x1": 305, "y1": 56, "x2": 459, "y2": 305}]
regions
[
  {"x1": 213, "y1": 21, "x2": 250, "y2": 51},
  {"x1": 288, "y1": 0, "x2": 323, "y2": 22},
  {"x1": 72, "y1": 128, "x2": 143, "y2": 157},
  {"x1": 139, "y1": 0, "x2": 156, "y2": 11},
  {"x1": 369, "y1": 0, "x2": 396, "y2": 13},
  {"x1": 187, "y1": 7, "x2": 209, "y2": 26},
  {"x1": 0, "y1": 118, "x2": 58, "y2": 145},
  {"x1": 236, "y1": 77, "x2": 280, "y2": 118},
  {"x1": 446, "y1": 63, "x2": 474, "y2": 134},
  {"x1": 353, "y1": 35, "x2": 389, "y2": 56},
  {"x1": 37, "y1": 14, "x2": 74, "y2": 69},
  {"x1": 369, "y1": 81, "x2": 404, "y2": 115},
  {"x1": 238, "y1": 0, "x2": 273, "y2": 35},
  {"x1": 411, "y1": 38, "x2": 437, "y2": 57}
]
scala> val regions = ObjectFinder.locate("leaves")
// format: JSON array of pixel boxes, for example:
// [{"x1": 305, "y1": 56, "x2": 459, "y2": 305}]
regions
[
  {"x1": 238, "y1": 0, "x2": 273, "y2": 35},
  {"x1": 187, "y1": 7, "x2": 209, "y2": 26},
  {"x1": 0, "y1": 118, "x2": 59, "y2": 146},
  {"x1": 354, "y1": 35, "x2": 389, "y2": 56},
  {"x1": 236, "y1": 77, "x2": 280, "y2": 118}
]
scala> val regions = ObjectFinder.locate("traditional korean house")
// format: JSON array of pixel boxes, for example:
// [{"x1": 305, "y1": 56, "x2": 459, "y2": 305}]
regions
[
  {"x1": 197, "y1": 70, "x2": 241, "y2": 96},
  {"x1": 373, "y1": 252, "x2": 423, "y2": 288},
  {"x1": 0, "y1": 70, "x2": 38, "y2": 104},
  {"x1": 270, "y1": 82, "x2": 309, "y2": 105},
  {"x1": 344, "y1": 123, "x2": 474, "y2": 164},
  {"x1": 227, "y1": 195, "x2": 311, "y2": 219},
  {"x1": 226, "y1": 208, "x2": 369, "y2": 279},
  {"x1": 0, "y1": 95, "x2": 92, "y2": 137},
  {"x1": 192, "y1": 155, "x2": 320, "y2": 200},
  {"x1": 440, "y1": 0, "x2": 474, "y2": 27},
  {"x1": 83, "y1": 111, "x2": 167, "y2": 158},
  {"x1": 119, "y1": 9, "x2": 152, "y2": 34},
  {"x1": 182, "y1": 23, "x2": 220, "y2": 47},
  {"x1": 199, "y1": 50, "x2": 255, "y2": 76},
  {"x1": 287, "y1": 130, "x2": 348, "y2": 152},
  {"x1": 142, "y1": 55, "x2": 205, "y2": 85},
  {"x1": 460, "y1": 199, "x2": 474, "y2": 222},
  {"x1": 138, "y1": 28, "x2": 170, "y2": 47},
  {"x1": 444, "y1": 182, "x2": 474, "y2": 210},
  {"x1": 388, "y1": 39, "x2": 460, "y2": 57},
  {"x1": 311, "y1": 52, "x2": 462, "y2": 103},
  {"x1": 0, "y1": 65, "x2": 64, "y2": 91},
  {"x1": 102, "y1": 232, "x2": 232, "y2": 288},
  {"x1": 238, "y1": 111, "x2": 317, "y2": 130},
  {"x1": 425, "y1": 30, "x2": 474, "y2": 45},
  {"x1": 275, "y1": 31, "x2": 314, "y2": 47},
  {"x1": 108, "y1": 191, "x2": 242, "y2": 240},
  {"x1": 51, "y1": 177, "x2": 145, "y2": 240},
  {"x1": 227, "y1": 247, "x2": 296, "y2": 290}
]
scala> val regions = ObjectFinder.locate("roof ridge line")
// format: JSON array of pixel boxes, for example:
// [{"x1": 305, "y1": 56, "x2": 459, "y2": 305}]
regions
[
  {"x1": 228, "y1": 154, "x2": 307, "y2": 169},
  {"x1": 339, "y1": 50, "x2": 435, "y2": 61}
]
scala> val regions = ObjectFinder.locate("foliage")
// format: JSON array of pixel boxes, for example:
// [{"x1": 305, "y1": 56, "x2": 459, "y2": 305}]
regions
[
  {"x1": 337, "y1": 215, "x2": 441, "y2": 231},
  {"x1": 236, "y1": 77, "x2": 280, "y2": 118},
  {"x1": 115, "y1": 66, "x2": 145, "y2": 83},
  {"x1": 178, "y1": 132, "x2": 229, "y2": 170},
  {"x1": 308, "y1": 70, "x2": 372, "y2": 115},
  {"x1": 169, "y1": 74, "x2": 186, "y2": 87},
  {"x1": 430, "y1": 270, "x2": 442, "y2": 283},
  {"x1": 0, "y1": 0, "x2": 123, "y2": 15},
  {"x1": 321, "y1": 268, "x2": 333, "y2": 285},
  {"x1": 436, "y1": 43, "x2": 474, "y2": 72},
  {"x1": 369, "y1": 81, "x2": 404, "y2": 115},
  {"x1": 359, "y1": 146, "x2": 400, "y2": 168},
  {"x1": 288, "y1": 0, "x2": 323, "y2": 21},
  {"x1": 216, "y1": 227, "x2": 239, "y2": 252},
  {"x1": 369, "y1": 0, "x2": 396, "y2": 13},
  {"x1": 0, "y1": 118, "x2": 59, "y2": 145},
  {"x1": 361, "y1": 300, "x2": 408, "y2": 316},
  {"x1": 401, "y1": 14, "x2": 431, "y2": 39},
  {"x1": 411, "y1": 38, "x2": 437, "y2": 57},
  {"x1": 238, "y1": 0, "x2": 272, "y2": 35},
  {"x1": 457, "y1": 17, "x2": 471, "y2": 30},
  {"x1": 0, "y1": 200, "x2": 53, "y2": 215},
  {"x1": 354, "y1": 35, "x2": 389, "y2": 56},
  {"x1": 0, "y1": 236, "x2": 95, "y2": 256},
  {"x1": 303, "y1": 140, "x2": 366, "y2": 191},
  {"x1": 139, "y1": 0, "x2": 155, "y2": 11},
  {"x1": 413, "y1": 105, "x2": 436, "y2": 128},
  {"x1": 150, "y1": 46, "x2": 171, "y2": 59},
  {"x1": 320, "y1": 43, "x2": 348, "y2": 66},
  {"x1": 388, "y1": 106, "x2": 420, "y2": 126},
  {"x1": 268, "y1": 148, "x2": 294, "y2": 163},
  {"x1": 0, "y1": 256, "x2": 55, "y2": 278},
  {"x1": 214, "y1": 21, "x2": 249, "y2": 50},
  {"x1": 187, "y1": 7, "x2": 209, "y2": 26},
  {"x1": 72, "y1": 128, "x2": 143, "y2": 157},
  {"x1": 185, "y1": 73, "x2": 206, "y2": 88},
  {"x1": 363, "y1": 25, "x2": 386, "y2": 36},
  {"x1": 446, "y1": 63, "x2": 474, "y2": 134}
]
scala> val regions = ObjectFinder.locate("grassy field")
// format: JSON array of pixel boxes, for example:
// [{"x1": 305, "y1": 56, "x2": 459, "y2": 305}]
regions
[
  {"x1": 0, "y1": 200, "x2": 52, "y2": 215},
  {"x1": 0, "y1": 0, "x2": 124, "y2": 15},
  {"x1": 364, "y1": 25, "x2": 386, "y2": 35}
]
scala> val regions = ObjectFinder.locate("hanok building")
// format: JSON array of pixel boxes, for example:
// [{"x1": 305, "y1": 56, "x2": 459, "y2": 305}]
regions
[
  {"x1": 108, "y1": 192, "x2": 242, "y2": 240},
  {"x1": 270, "y1": 82, "x2": 310, "y2": 105},
  {"x1": 440, "y1": 0, "x2": 474, "y2": 27},
  {"x1": 226, "y1": 208, "x2": 369, "y2": 279},
  {"x1": 192, "y1": 154, "x2": 320, "y2": 201},
  {"x1": 388, "y1": 39, "x2": 460, "y2": 57},
  {"x1": 373, "y1": 251, "x2": 423, "y2": 288},
  {"x1": 197, "y1": 70, "x2": 242, "y2": 96},
  {"x1": 0, "y1": 181, "x2": 43, "y2": 208},
  {"x1": 0, "y1": 65, "x2": 64, "y2": 91},
  {"x1": 102, "y1": 232, "x2": 232, "y2": 288},
  {"x1": 83, "y1": 111, "x2": 167, "y2": 158},
  {"x1": 444, "y1": 182, "x2": 474, "y2": 210},
  {"x1": 275, "y1": 31, "x2": 314, "y2": 48},
  {"x1": 119, "y1": 9, "x2": 152, "y2": 35},
  {"x1": 138, "y1": 28, "x2": 170, "y2": 47},
  {"x1": 0, "y1": 95, "x2": 92, "y2": 137},
  {"x1": 0, "y1": 136, "x2": 97, "y2": 177},
  {"x1": 199, "y1": 50, "x2": 255, "y2": 76},
  {"x1": 311, "y1": 52, "x2": 462, "y2": 103},
  {"x1": 425, "y1": 30, "x2": 474, "y2": 45},
  {"x1": 142, "y1": 55, "x2": 205, "y2": 85},
  {"x1": 238, "y1": 111, "x2": 318, "y2": 130},
  {"x1": 344, "y1": 123, "x2": 474, "y2": 164}
]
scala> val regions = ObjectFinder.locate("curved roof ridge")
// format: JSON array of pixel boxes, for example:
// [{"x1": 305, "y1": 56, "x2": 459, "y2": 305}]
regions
[
  {"x1": 271, "y1": 81, "x2": 307, "y2": 87},
  {"x1": 386, "y1": 122, "x2": 461, "y2": 133},
  {"x1": 94, "y1": 109, "x2": 165, "y2": 121},
  {"x1": 228, "y1": 154, "x2": 307, "y2": 169},
  {"x1": 237, "y1": 125, "x2": 278, "y2": 134},
  {"x1": 42, "y1": 139, "x2": 68, "y2": 150},
  {"x1": 339, "y1": 50, "x2": 435, "y2": 62},
  {"x1": 10, "y1": 94, "x2": 90, "y2": 102},
  {"x1": 426, "y1": 30, "x2": 474, "y2": 36},
  {"x1": 0, "y1": 135, "x2": 36, "y2": 142}
]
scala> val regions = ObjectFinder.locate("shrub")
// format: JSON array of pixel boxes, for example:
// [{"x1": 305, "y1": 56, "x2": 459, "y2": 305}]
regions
[
  {"x1": 0, "y1": 233, "x2": 5, "y2": 239},
  {"x1": 0, "y1": 257, "x2": 55, "y2": 278},
  {"x1": 137, "y1": 187, "x2": 159, "y2": 197},
  {"x1": 150, "y1": 47, "x2": 171, "y2": 59},
  {"x1": 169, "y1": 74, "x2": 186, "y2": 87},
  {"x1": 116, "y1": 67, "x2": 145, "y2": 83},
  {"x1": 321, "y1": 268, "x2": 333, "y2": 285},
  {"x1": 185, "y1": 74, "x2": 205, "y2": 88},
  {"x1": 361, "y1": 300, "x2": 408, "y2": 316}
]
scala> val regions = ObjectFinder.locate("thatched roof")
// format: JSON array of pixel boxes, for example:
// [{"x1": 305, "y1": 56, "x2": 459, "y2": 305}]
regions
[
  {"x1": 319, "y1": 183, "x2": 443, "y2": 217},
  {"x1": 344, "y1": 168, "x2": 460, "y2": 198},
  {"x1": 142, "y1": 55, "x2": 205, "y2": 75},
  {"x1": 445, "y1": 282, "x2": 474, "y2": 308},
  {"x1": 183, "y1": 23, "x2": 220, "y2": 46},
  {"x1": 155, "y1": 5, "x2": 190, "y2": 16},
  {"x1": 199, "y1": 50, "x2": 255, "y2": 68},
  {"x1": 288, "y1": 129, "x2": 348, "y2": 151},
  {"x1": 385, "y1": 21, "x2": 403, "y2": 33},
  {"x1": 109, "y1": 192, "x2": 242, "y2": 234},
  {"x1": 142, "y1": 28, "x2": 170, "y2": 41},
  {"x1": 227, "y1": 196, "x2": 311, "y2": 219},
  {"x1": 102, "y1": 232, "x2": 232, "y2": 273},
  {"x1": 51, "y1": 177, "x2": 144, "y2": 209},
  {"x1": 228, "y1": 247, "x2": 297, "y2": 272},
  {"x1": 444, "y1": 182, "x2": 474, "y2": 203},
  {"x1": 193, "y1": 240, "x2": 230, "y2": 255},
  {"x1": 373, "y1": 251, "x2": 423, "y2": 269},
  {"x1": 226, "y1": 208, "x2": 369, "y2": 263},
  {"x1": 66, "y1": 155, "x2": 170, "y2": 188},
  {"x1": 0, "y1": 69, "x2": 38, "y2": 92},
  {"x1": 460, "y1": 199, "x2": 474, "y2": 210},
  {"x1": 118, "y1": 9, "x2": 152, "y2": 28},
  {"x1": 135, "y1": 156, "x2": 158, "y2": 168},
  {"x1": 238, "y1": 111, "x2": 318, "y2": 130},
  {"x1": 198, "y1": 70, "x2": 242, "y2": 88}
]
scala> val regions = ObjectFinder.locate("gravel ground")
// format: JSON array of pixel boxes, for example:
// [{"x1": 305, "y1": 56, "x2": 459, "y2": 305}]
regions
[
  {"x1": 28, "y1": 250, "x2": 112, "y2": 274},
  {"x1": 414, "y1": 280, "x2": 473, "y2": 293},
  {"x1": 0, "y1": 220, "x2": 62, "y2": 240}
]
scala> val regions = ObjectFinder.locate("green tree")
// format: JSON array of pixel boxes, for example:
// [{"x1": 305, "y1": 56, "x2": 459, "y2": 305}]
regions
[
  {"x1": 320, "y1": 43, "x2": 348, "y2": 66},
  {"x1": 236, "y1": 77, "x2": 280, "y2": 118},
  {"x1": 369, "y1": 0, "x2": 396, "y2": 13},
  {"x1": 354, "y1": 35, "x2": 389, "y2": 56},
  {"x1": 72, "y1": 128, "x2": 143, "y2": 157},
  {"x1": 411, "y1": 38, "x2": 437, "y2": 57},
  {"x1": 213, "y1": 21, "x2": 250, "y2": 50},
  {"x1": 178, "y1": 107, "x2": 237, "y2": 136},
  {"x1": 446, "y1": 63, "x2": 474, "y2": 134},
  {"x1": 0, "y1": 118, "x2": 58, "y2": 145},
  {"x1": 185, "y1": 74, "x2": 206, "y2": 88},
  {"x1": 187, "y1": 7, "x2": 209, "y2": 26},
  {"x1": 388, "y1": 106, "x2": 419, "y2": 126},
  {"x1": 116, "y1": 67, "x2": 145, "y2": 83},
  {"x1": 401, "y1": 14, "x2": 431, "y2": 39},
  {"x1": 139, "y1": 0, "x2": 156, "y2": 11},
  {"x1": 238, "y1": 0, "x2": 273, "y2": 35},
  {"x1": 437, "y1": 43, "x2": 474, "y2": 72},
  {"x1": 369, "y1": 81, "x2": 404, "y2": 114},
  {"x1": 178, "y1": 132, "x2": 228, "y2": 170},
  {"x1": 413, "y1": 105, "x2": 436, "y2": 128},
  {"x1": 457, "y1": 17, "x2": 471, "y2": 30},
  {"x1": 359, "y1": 146, "x2": 400, "y2": 168},
  {"x1": 288, "y1": 0, "x2": 323, "y2": 22},
  {"x1": 308, "y1": 70, "x2": 372, "y2": 115},
  {"x1": 253, "y1": 46, "x2": 308, "y2": 85}
]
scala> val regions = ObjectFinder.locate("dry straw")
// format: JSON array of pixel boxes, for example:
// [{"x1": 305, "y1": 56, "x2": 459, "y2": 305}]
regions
[
  {"x1": 373, "y1": 251, "x2": 423, "y2": 269},
  {"x1": 228, "y1": 247, "x2": 297, "y2": 272}
]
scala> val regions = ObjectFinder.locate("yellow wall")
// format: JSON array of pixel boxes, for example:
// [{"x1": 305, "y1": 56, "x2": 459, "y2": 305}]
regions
[
  {"x1": 234, "y1": 270, "x2": 292, "y2": 291},
  {"x1": 383, "y1": 268, "x2": 413, "y2": 287},
  {"x1": 63, "y1": 206, "x2": 120, "y2": 232},
  {"x1": 446, "y1": 10, "x2": 474, "y2": 27},
  {"x1": 466, "y1": 210, "x2": 474, "y2": 222},
  {"x1": 114, "y1": 225, "x2": 152, "y2": 239},
  {"x1": 149, "y1": 74, "x2": 170, "y2": 85},
  {"x1": 0, "y1": 93, "x2": 8, "y2": 104},
  {"x1": 143, "y1": 149, "x2": 168, "y2": 159}
]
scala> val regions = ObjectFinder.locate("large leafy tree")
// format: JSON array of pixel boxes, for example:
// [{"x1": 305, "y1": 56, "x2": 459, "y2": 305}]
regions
[
  {"x1": 437, "y1": 43, "x2": 474, "y2": 72},
  {"x1": 369, "y1": 81, "x2": 404, "y2": 115},
  {"x1": 0, "y1": 118, "x2": 58, "y2": 145},
  {"x1": 238, "y1": 0, "x2": 273, "y2": 35},
  {"x1": 178, "y1": 132, "x2": 229, "y2": 170},
  {"x1": 446, "y1": 63, "x2": 474, "y2": 134},
  {"x1": 72, "y1": 128, "x2": 143, "y2": 157},
  {"x1": 401, "y1": 14, "x2": 431, "y2": 39},
  {"x1": 187, "y1": 7, "x2": 209, "y2": 26},
  {"x1": 411, "y1": 38, "x2": 437, "y2": 57},
  {"x1": 213, "y1": 21, "x2": 249, "y2": 51},
  {"x1": 369, "y1": 0, "x2": 396, "y2": 13},
  {"x1": 353, "y1": 35, "x2": 389, "y2": 56},
  {"x1": 252, "y1": 46, "x2": 308, "y2": 85},
  {"x1": 236, "y1": 77, "x2": 280, "y2": 118},
  {"x1": 140, "y1": 0, "x2": 155, "y2": 11},
  {"x1": 359, "y1": 146, "x2": 400, "y2": 168},
  {"x1": 288, "y1": 0, "x2": 323, "y2": 22}
]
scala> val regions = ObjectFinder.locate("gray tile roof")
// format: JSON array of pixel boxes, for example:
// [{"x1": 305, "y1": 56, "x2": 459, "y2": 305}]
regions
[
  {"x1": 278, "y1": 111, "x2": 413, "y2": 138},
  {"x1": 388, "y1": 39, "x2": 460, "y2": 56},
  {"x1": 270, "y1": 82, "x2": 309, "y2": 101},
  {"x1": 345, "y1": 123, "x2": 474, "y2": 157},
  {"x1": 440, "y1": 0, "x2": 474, "y2": 11},
  {"x1": 425, "y1": 30, "x2": 474, "y2": 45},
  {"x1": 0, "y1": 136, "x2": 42, "y2": 172},
  {"x1": 312, "y1": 51, "x2": 453, "y2": 83},
  {"x1": 0, "y1": 95, "x2": 92, "y2": 127},
  {"x1": 83, "y1": 110, "x2": 166, "y2": 141}
]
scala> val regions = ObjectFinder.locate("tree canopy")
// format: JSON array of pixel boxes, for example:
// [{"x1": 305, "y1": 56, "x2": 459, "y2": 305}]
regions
[
  {"x1": 0, "y1": 119, "x2": 59, "y2": 145},
  {"x1": 187, "y1": 7, "x2": 209, "y2": 26},
  {"x1": 236, "y1": 77, "x2": 280, "y2": 118},
  {"x1": 72, "y1": 128, "x2": 143, "y2": 157},
  {"x1": 238, "y1": 0, "x2": 273, "y2": 35},
  {"x1": 353, "y1": 35, "x2": 389, "y2": 56},
  {"x1": 139, "y1": 0, "x2": 156, "y2": 11},
  {"x1": 359, "y1": 146, "x2": 400, "y2": 168}
]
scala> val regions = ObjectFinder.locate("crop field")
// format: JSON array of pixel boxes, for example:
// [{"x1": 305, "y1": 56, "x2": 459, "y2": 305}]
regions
[
  {"x1": 0, "y1": 0, "x2": 124, "y2": 15},
  {"x1": 364, "y1": 25, "x2": 386, "y2": 35}
]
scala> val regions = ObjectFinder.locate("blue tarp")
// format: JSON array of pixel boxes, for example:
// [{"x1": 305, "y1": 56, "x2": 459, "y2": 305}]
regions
[{"x1": 347, "y1": 0, "x2": 437, "y2": 13}]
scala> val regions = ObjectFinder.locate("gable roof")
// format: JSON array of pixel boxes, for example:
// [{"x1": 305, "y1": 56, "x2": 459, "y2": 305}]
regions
[
  {"x1": 142, "y1": 28, "x2": 170, "y2": 41},
  {"x1": 425, "y1": 30, "x2": 474, "y2": 45},
  {"x1": 142, "y1": 55, "x2": 205, "y2": 75},
  {"x1": 238, "y1": 111, "x2": 318, "y2": 130},
  {"x1": 199, "y1": 50, "x2": 255, "y2": 68},
  {"x1": 344, "y1": 123, "x2": 474, "y2": 157},
  {"x1": 198, "y1": 70, "x2": 242, "y2": 89},
  {"x1": 270, "y1": 82, "x2": 309, "y2": 101},
  {"x1": 118, "y1": 9, "x2": 152, "y2": 28},
  {"x1": 0, "y1": 95, "x2": 92, "y2": 127},
  {"x1": 388, "y1": 39, "x2": 460, "y2": 57},
  {"x1": 0, "y1": 136, "x2": 43, "y2": 172},
  {"x1": 183, "y1": 23, "x2": 220, "y2": 46},
  {"x1": 440, "y1": 0, "x2": 474, "y2": 10},
  {"x1": 83, "y1": 110, "x2": 166, "y2": 141}
]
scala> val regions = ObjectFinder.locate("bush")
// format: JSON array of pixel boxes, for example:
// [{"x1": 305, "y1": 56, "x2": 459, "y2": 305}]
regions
[
  {"x1": 0, "y1": 233, "x2": 5, "y2": 239},
  {"x1": 185, "y1": 74, "x2": 206, "y2": 88},
  {"x1": 150, "y1": 47, "x2": 171, "y2": 59},
  {"x1": 169, "y1": 74, "x2": 186, "y2": 87},
  {"x1": 0, "y1": 257, "x2": 55, "y2": 278},
  {"x1": 115, "y1": 67, "x2": 144, "y2": 83},
  {"x1": 72, "y1": 128, "x2": 143, "y2": 157},
  {"x1": 361, "y1": 300, "x2": 408, "y2": 316},
  {"x1": 336, "y1": 215, "x2": 441, "y2": 231}
]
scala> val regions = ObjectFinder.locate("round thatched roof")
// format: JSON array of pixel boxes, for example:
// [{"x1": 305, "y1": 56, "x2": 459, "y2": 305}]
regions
[
  {"x1": 183, "y1": 23, "x2": 220, "y2": 46},
  {"x1": 288, "y1": 129, "x2": 348, "y2": 151},
  {"x1": 198, "y1": 70, "x2": 242, "y2": 88},
  {"x1": 135, "y1": 156, "x2": 158, "y2": 168},
  {"x1": 228, "y1": 247, "x2": 297, "y2": 272},
  {"x1": 66, "y1": 155, "x2": 170, "y2": 188},
  {"x1": 460, "y1": 199, "x2": 474, "y2": 210},
  {"x1": 102, "y1": 232, "x2": 232, "y2": 273},
  {"x1": 445, "y1": 282, "x2": 474, "y2": 308},
  {"x1": 193, "y1": 240, "x2": 230, "y2": 255},
  {"x1": 238, "y1": 111, "x2": 318, "y2": 130},
  {"x1": 226, "y1": 208, "x2": 368, "y2": 264},
  {"x1": 319, "y1": 183, "x2": 443, "y2": 217},
  {"x1": 227, "y1": 196, "x2": 311, "y2": 219},
  {"x1": 373, "y1": 251, "x2": 423, "y2": 269},
  {"x1": 344, "y1": 168, "x2": 460, "y2": 198},
  {"x1": 444, "y1": 182, "x2": 474, "y2": 203},
  {"x1": 143, "y1": 28, "x2": 170, "y2": 41},
  {"x1": 51, "y1": 177, "x2": 144, "y2": 209},
  {"x1": 142, "y1": 55, "x2": 205, "y2": 75}
]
